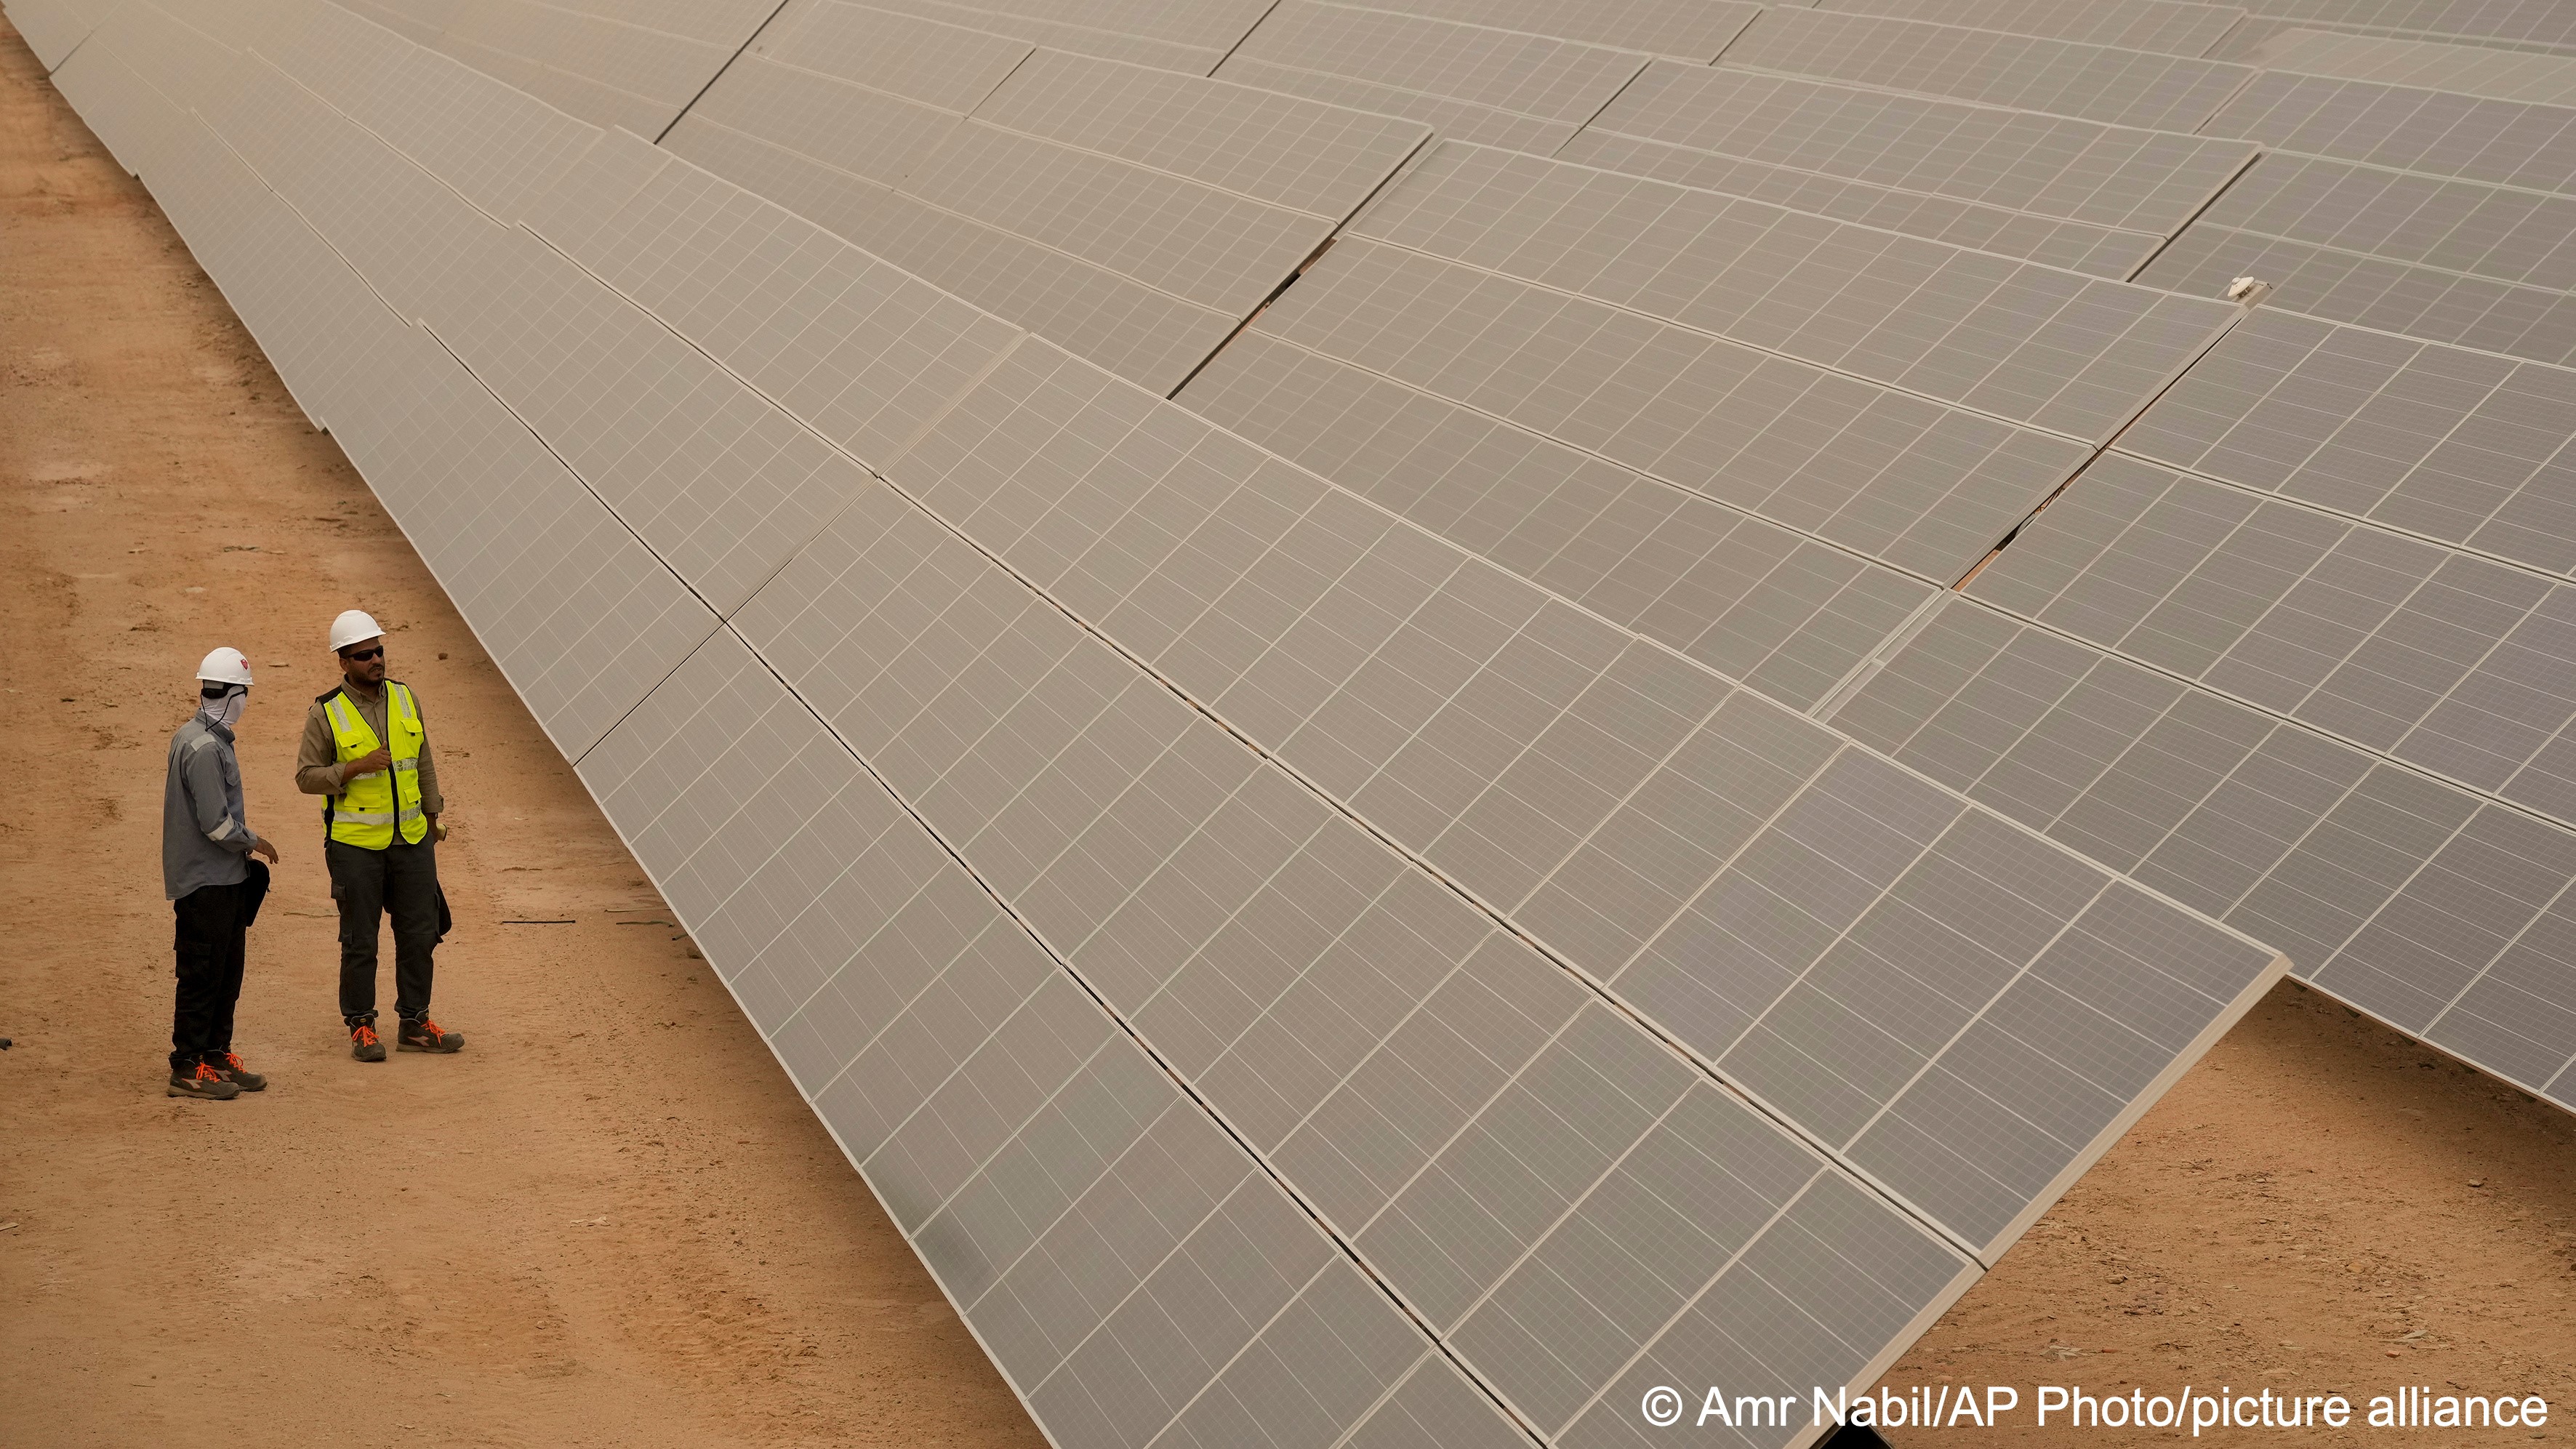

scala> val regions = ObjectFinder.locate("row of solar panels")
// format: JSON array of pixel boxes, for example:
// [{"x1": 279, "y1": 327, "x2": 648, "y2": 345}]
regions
[
  {"x1": 20, "y1": 4, "x2": 2301, "y2": 1448},
  {"x1": 22, "y1": 0, "x2": 2576, "y2": 371},
  {"x1": 15, "y1": 0, "x2": 2576, "y2": 1441},
  {"x1": 228, "y1": 0, "x2": 2576, "y2": 1110}
]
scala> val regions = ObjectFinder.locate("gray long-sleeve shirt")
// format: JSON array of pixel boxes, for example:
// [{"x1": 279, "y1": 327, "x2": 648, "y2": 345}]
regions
[{"x1": 164, "y1": 713, "x2": 262, "y2": 901}]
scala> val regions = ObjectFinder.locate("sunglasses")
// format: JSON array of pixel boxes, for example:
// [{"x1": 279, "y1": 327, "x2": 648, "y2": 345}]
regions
[{"x1": 342, "y1": 646, "x2": 385, "y2": 662}]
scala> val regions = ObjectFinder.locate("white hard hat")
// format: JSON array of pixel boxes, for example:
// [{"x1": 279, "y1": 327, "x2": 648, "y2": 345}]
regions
[
  {"x1": 329, "y1": 609, "x2": 385, "y2": 652},
  {"x1": 196, "y1": 647, "x2": 254, "y2": 687}
]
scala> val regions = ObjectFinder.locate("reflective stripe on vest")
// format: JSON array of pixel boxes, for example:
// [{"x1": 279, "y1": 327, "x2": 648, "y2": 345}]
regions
[{"x1": 324, "y1": 682, "x2": 427, "y2": 848}]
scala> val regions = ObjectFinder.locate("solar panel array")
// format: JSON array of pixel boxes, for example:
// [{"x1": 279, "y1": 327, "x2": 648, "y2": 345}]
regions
[{"x1": 16, "y1": 0, "x2": 2576, "y2": 1440}]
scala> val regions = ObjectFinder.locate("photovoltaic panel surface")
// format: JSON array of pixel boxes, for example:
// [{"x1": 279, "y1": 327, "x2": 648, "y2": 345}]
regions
[
  {"x1": 1349, "y1": 0, "x2": 1760, "y2": 61},
  {"x1": 2230, "y1": 0, "x2": 2576, "y2": 50},
  {"x1": 2135, "y1": 151, "x2": 2576, "y2": 364},
  {"x1": 2200, "y1": 69, "x2": 2576, "y2": 196},
  {"x1": 4, "y1": 0, "x2": 118, "y2": 68},
  {"x1": 1808, "y1": 0, "x2": 2248, "y2": 59},
  {"x1": 1584, "y1": 64, "x2": 2260, "y2": 241},
  {"x1": 2256, "y1": 27, "x2": 2576, "y2": 103},
  {"x1": 1212, "y1": 1, "x2": 1650, "y2": 156},
  {"x1": 2118, "y1": 309, "x2": 2576, "y2": 579},
  {"x1": 1829, "y1": 591, "x2": 2576, "y2": 1113},
  {"x1": 2209, "y1": 14, "x2": 2576, "y2": 63},
  {"x1": 1345, "y1": 143, "x2": 2242, "y2": 446},
  {"x1": 332, "y1": 0, "x2": 790, "y2": 136},
  {"x1": 665, "y1": 21, "x2": 1428, "y2": 391},
  {"x1": 826, "y1": 0, "x2": 1224, "y2": 72},
  {"x1": 1717, "y1": 8, "x2": 2257, "y2": 132}
]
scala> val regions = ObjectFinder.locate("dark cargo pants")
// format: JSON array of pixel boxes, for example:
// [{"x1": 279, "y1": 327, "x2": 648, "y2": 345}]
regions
[
  {"x1": 327, "y1": 836, "x2": 441, "y2": 1024},
  {"x1": 172, "y1": 859, "x2": 268, "y2": 1072}
]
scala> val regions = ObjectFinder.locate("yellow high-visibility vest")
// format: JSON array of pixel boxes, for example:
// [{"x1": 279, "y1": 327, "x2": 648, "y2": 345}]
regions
[{"x1": 322, "y1": 681, "x2": 427, "y2": 848}]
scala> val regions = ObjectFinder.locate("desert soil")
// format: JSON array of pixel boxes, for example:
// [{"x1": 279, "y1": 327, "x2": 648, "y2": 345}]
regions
[{"x1": 2, "y1": 18, "x2": 2569, "y2": 1448}]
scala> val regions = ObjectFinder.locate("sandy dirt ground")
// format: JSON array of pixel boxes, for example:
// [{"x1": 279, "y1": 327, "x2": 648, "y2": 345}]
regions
[{"x1": 2, "y1": 19, "x2": 2569, "y2": 1448}]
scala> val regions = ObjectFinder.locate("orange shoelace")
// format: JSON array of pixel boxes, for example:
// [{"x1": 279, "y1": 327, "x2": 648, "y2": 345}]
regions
[
  {"x1": 352, "y1": 1024, "x2": 380, "y2": 1048},
  {"x1": 190, "y1": 1061, "x2": 224, "y2": 1083},
  {"x1": 222, "y1": 1051, "x2": 248, "y2": 1072},
  {"x1": 412, "y1": 1019, "x2": 444, "y2": 1040}
]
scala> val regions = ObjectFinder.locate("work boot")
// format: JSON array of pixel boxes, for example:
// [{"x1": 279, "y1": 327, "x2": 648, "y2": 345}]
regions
[
  {"x1": 349, "y1": 1020, "x2": 386, "y2": 1062},
  {"x1": 168, "y1": 1061, "x2": 241, "y2": 1100},
  {"x1": 211, "y1": 1051, "x2": 267, "y2": 1091},
  {"x1": 398, "y1": 1016, "x2": 463, "y2": 1053}
]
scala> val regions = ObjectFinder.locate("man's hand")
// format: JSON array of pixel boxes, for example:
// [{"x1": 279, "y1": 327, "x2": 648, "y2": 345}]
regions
[
  {"x1": 344, "y1": 746, "x2": 393, "y2": 778},
  {"x1": 250, "y1": 838, "x2": 280, "y2": 864},
  {"x1": 429, "y1": 814, "x2": 449, "y2": 843}
]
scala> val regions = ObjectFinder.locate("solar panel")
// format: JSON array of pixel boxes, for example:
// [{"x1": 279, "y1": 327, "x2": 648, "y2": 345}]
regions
[
  {"x1": 1808, "y1": 0, "x2": 2249, "y2": 59},
  {"x1": 2137, "y1": 150, "x2": 2576, "y2": 363},
  {"x1": 1578, "y1": 63, "x2": 2259, "y2": 244},
  {"x1": 1347, "y1": 143, "x2": 2241, "y2": 445},
  {"x1": 526, "y1": 135, "x2": 1025, "y2": 473},
  {"x1": 1560, "y1": 130, "x2": 2168, "y2": 280},
  {"x1": 2119, "y1": 309, "x2": 2576, "y2": 578},
  {"x1": 1212, "y1": 2, "x2": 1650, "y2": 157},
  {"x1": 2202, "y1": 70, "x2": 2576, "y2": 196},
  {"x1": 1971, "y1": 453, "x2": 2576, "y2": 822},
  {"x1": 1344, "y1": 0, "x2": 1760, "y2": 62},
  {"x1": 4, "y1": 0, "x2": 119, "y2": 69},
  {"x1": 2209, "y1": 14, "x2": 2576, "y2": 63},
  {"x1": 1829, "y1": 591, "x2": 2576, "y2": 1113},
  {"x1": 837, "y1": 0, "x2": 1224, "y2": 72},
  {"x1": 2232, "y1": 0, "x2": 2576, "y2": 50},
  {"x1": 352, "y1": 0, "x2": 787, "y2": 135},
  {"x1": 1718, "y1": 9, "x2": 2257, "y2": 132},
  {"x1": 1179, "y1": 328, "x2": 1945, "y2": 712},
  {"x1": 2256, "y1": 27, "x2": 2576, "y2": 103},
  {"x1": 252, "y1": 0, "x2": 604, "y2": 223},
  {"x1": 666, "y1": 28, "x2": 1428, "y2": 390}
]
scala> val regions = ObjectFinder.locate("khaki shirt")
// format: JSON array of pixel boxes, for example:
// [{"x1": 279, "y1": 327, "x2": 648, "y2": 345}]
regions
[{"x1": 295, "y1": 679, "x2": 445, "y2": 816}]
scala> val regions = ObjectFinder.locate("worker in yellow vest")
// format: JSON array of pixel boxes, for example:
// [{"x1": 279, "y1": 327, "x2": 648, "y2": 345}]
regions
[{"x1": 294, "y1": 610, "x2": 464, "y2": 1061}]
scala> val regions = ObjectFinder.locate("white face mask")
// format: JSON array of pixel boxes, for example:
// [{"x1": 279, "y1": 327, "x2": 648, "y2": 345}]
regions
[{"x1": 202, "y1": 686, "x2": 247, "y2": 731}]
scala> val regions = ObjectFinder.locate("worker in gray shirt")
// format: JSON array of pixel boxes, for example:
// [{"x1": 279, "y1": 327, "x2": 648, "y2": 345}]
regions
[{"x1": 163, "y1": 647, "x2": 280, "y2": 1100}]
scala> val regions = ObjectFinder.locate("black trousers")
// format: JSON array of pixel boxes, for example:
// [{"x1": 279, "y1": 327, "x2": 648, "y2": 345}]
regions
[
  {"x1": 172, "y1": 860, "x2": 268, "y2": 1072},
  {"x1": 329, "y1": 836, "x2": 442, "y2": 1024}
]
